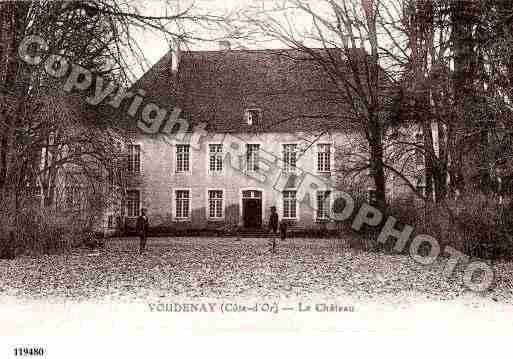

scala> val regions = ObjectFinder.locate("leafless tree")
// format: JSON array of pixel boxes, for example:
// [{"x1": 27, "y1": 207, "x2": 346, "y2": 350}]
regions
[
  {"x1": 0, "y1": 0, "x2": 233, "y2": 254},
  {"x1": 235, "y1": 0, "x2": 400, "y2": 210}
]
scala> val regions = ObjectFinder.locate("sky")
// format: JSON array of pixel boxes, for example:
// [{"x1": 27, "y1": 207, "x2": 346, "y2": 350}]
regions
[
  {"x1": 127, "y1": 0, "x2": 261, "y2": 79},
  {"x1": 126, "y1": 0, "x2": 401, "y2": 81},
  {"x1": 125, "y1": 0, "x2": 345, "y2": 80}
]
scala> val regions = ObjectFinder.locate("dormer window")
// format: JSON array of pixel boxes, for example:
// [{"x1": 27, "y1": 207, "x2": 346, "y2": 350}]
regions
[{"x1": 245, "y1": 108, "x2": 262, "y2": 126}]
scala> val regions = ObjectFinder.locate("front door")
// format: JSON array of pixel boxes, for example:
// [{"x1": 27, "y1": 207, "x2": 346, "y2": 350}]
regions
[{"x1": 242, "y1": 190, "x2": 262, "y2": 228}]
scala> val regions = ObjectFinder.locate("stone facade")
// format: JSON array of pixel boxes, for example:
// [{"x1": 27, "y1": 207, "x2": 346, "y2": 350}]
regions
[
  {"x1": 102, "y1": 46, "x2": 407, "y2": 233},
  {"x1": 122, "y1": 130, "x2": 350, "y2": 230}
]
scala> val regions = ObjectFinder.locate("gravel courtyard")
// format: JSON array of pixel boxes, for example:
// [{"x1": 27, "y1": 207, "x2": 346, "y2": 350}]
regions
[
  {"x1": 0, "y1": 236, "x2": 512, "y2": 304},
  {"x1": 1, "y1": 236, "x2": 513, "y2": 337}
]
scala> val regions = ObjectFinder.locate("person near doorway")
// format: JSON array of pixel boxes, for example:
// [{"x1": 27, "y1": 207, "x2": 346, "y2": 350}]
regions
[
  {"x1": 279, "y1": 219, "x2": 288, "y2": 241},
  {"x1": 136, "y1": 208, "x2": 149, "y2": 254},
  {"x1": 268, "y1": 206, "x2": 279, "y2": 253}
]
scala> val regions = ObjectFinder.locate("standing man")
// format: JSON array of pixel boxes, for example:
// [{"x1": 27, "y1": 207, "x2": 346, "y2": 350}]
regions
[
  {"x1": 268, "y1": 206, "x2": 279, "y2": 253},
  {"x1": 136, "y1": 208, "x2": 149, "y2": 254}
]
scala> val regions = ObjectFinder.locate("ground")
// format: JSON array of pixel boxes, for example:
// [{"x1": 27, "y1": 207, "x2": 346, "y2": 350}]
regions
[
  {"x1": 1, "y1": 237, "x2": 512, "y2": 352},
  {"x1": 0, "y1": 236, "x2": 512, "y2": 303}
]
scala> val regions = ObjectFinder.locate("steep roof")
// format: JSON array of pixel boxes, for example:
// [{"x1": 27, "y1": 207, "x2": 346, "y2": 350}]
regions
[
  {"x1": 130, "y1": 51, "x2": 177, "y2": 110},
  {"x1": 132, "y1": 47, "x2": 370, "y2": 133}
]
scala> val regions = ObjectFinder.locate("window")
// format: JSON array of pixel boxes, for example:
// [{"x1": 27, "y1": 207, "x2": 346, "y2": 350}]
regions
[
  {"x1": 128, "y1": 144, "x2": 141, "y2": 174},
  {"x1": 65, "y1": 186, "x2": 74, "y2": 207},
  {"x1": 416, "y1": 177, "x2": 426, "y2": 196},
  {"x1": 242, "y1": 190, "x2": 262, "y2": 199},
  {"x1": 27, "y1": 185, "x2": 41, "y2": 198},
  {"x1": 367, "y1": 188, "x2": 378, "y2": 205},
  {"x1": 175, "y1": 190, "x2": 190, "y2": 219},
  {"x1": 209, "y1": 144, "x2": 223, "y2": 173},
  {"x1": 65, "y1": 185, "x2": 81, "y2": 208},
  {"x1": 208, "y1": 190, "x2": 223, "y2": 219},
  {"x1": 127, "y1": 190, "x2": 140, "y2": 217},
  {"x1": 107, "y1": 215, "x2": 114, "y2": 229},
  {"x1": 283, "y1": 144, "x2": 297, "y2": 173},
  {"x1": 316, "y1": 190, "x2": 331, "y2": 220},
  {"x1": 107, "y1": 167, "x2": 114, "y2": 186},
  {"x1": 283, "y1": 190, "x2": 297, "y2": 219},
  {"x1": 245, "y1": 109, "x2": 262, "y2": 125},
  {"x1": 107, "y1": 164, "x2": 120, "y2": 187},
  {"x1": 317, "y1": 144, "x2": 331, "y2": 173},
  {"x1": 176, "y1": 144, "x2": 190, "y2": 172},
  {"x1": 246, "y1": 144, "x2": 259, "y2": 172}
]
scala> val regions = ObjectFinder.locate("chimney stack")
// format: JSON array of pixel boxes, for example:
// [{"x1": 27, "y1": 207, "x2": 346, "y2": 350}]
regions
[{"x1": 169, "y1": 39, "x2": 181, "y2": 73}]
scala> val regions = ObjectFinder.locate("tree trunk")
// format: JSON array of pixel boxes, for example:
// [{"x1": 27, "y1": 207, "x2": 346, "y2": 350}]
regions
[
  {"x1": 369, "y1": 115, "x2": 386, "y2": 210},
  {"x1": 363, "y1": 1, "x2": 386, "y2": 210},
  {"x1": 434, "y1": 121, "x2": 448, "y2": 202},
  {"x1": 0, "y1": 2, "x2": 18, "y2": 193},
  {"x1": 422, "y1": 120, "x2": 434, "y2": 201},
  {"x1": 451, "y1": 1, "x2": 480, "y2": 192}
]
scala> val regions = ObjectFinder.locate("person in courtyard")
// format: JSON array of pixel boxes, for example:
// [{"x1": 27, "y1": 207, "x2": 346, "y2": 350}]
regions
[
  {"x1": 136, "y1": 208, "x2": 149, "y2": 254},
  {"x1": 279, "y1": 219, "x2": 287, "y2": 242},
  {"x1": 268, "y1": 206, "x2": 279, "y2": 253}
]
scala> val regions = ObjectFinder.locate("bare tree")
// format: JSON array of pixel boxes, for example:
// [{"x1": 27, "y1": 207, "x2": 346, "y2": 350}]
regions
[
  {"x1": 236, "y1": 0, "x2": 398, "y2": 210},
  {"x1": 0, "y1": 0, "x2": 233, "y2": 254}
]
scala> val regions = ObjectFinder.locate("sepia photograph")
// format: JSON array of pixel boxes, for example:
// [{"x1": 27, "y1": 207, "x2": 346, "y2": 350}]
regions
[{"x1": 0, "y1": 0, "x2": 512, "y2": 357}]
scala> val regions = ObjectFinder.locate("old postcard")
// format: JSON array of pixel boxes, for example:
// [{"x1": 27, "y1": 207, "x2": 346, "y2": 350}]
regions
[{"x1": 0, "y1": 0, "x2": 512, "y2": 357}]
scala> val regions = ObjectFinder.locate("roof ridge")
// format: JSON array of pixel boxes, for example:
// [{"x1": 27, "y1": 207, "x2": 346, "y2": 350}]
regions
[{"x1": 180, "y1": 47, "x2": 365, "y2": 54}]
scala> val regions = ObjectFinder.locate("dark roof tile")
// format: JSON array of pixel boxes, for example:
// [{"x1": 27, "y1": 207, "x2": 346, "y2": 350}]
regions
[{"x1": 132, "y1": 47, "x2": 368, "y2": 133}]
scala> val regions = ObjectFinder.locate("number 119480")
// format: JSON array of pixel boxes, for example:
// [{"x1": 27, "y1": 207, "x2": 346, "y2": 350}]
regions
[{"x1": 14, "y1": 348, "x2": 45, "y2": 356}]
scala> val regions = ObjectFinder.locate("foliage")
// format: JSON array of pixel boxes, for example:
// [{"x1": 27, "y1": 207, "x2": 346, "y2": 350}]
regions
[
  {"x1": 381, "y1": 190, "x2": 513, "y2": 260},
  {"x1": 0, "y1": 1, "x2": 233, "y2": 256}
]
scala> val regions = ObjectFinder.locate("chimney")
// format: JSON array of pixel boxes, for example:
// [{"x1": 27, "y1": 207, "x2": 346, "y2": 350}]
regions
[
  {"x1": 169, "y1": 39, "x2": 181, "y2": 73},
  {"x1": 218, "y1": 40, "x2": 231, "y2": 51}
]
